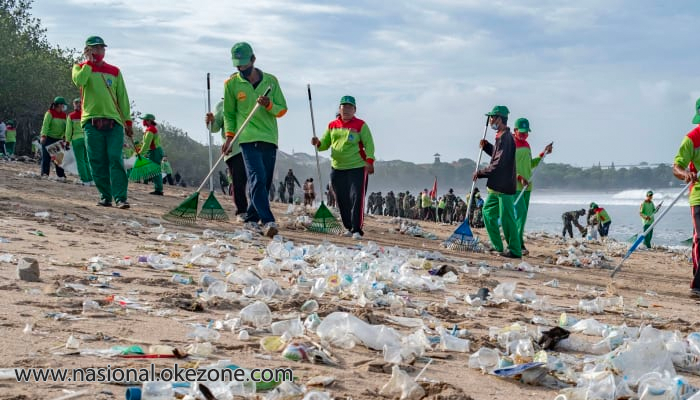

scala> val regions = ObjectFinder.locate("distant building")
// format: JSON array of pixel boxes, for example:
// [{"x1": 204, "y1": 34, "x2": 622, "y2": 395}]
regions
[{"x1": 433, "y1": 153, "x2": 441, "y2": 164}]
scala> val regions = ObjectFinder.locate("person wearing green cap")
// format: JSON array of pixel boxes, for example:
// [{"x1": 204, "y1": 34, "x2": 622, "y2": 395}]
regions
[
  {"x1": 207, "y1": 100, "x2": 248, "y2": 219},
  {"x1": 588, "y1": 202, "x2": 611, "y2": 238},
  {"x1": 139, "y1": 113, "x2": 164, "y2": 195},
  {"x1": 513, "y1": 117, "x2": 553, "y2": 255},
  {"x1": 223, "y1": 42, "x2": 287, "y2": 237},
  {"x1": 473, "y1": 105, "x2": 520, "y2": 258},
  {"x1": 65, "y1": 98, "x2": 93, "y2": 186},
  {"x1": 161, "y1": 155, "x2": 174, "y2": 185},
  {"x1": 39, "y1": 96, "x2": 68, "y2": 180},
  {"x1": 639, "y1": 190, "x2": 658, "y2": 249},
  {"x1": 4, "y1": 119, "x2": 16, "y2": 157},
  {"x1": 672, "y1": 97, "x2": 700, "y2": 294},
  {"x1": 72, "y1": 35, "x2": 133, "y2": 209},
  {"x1": 312, "y1": 95, "x2": 376, "y2": 240}
]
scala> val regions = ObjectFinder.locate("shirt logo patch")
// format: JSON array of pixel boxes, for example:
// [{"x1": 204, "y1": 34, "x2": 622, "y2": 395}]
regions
[
  {"x1": 347, "y1": 133, "x2": 355, "y2": 142},
  {"x1": 237, "y1": 91, "x2": 247, "y2": 101},
  {"x1": 106, "y1": 78, "x2": 113, "y2": 87}
]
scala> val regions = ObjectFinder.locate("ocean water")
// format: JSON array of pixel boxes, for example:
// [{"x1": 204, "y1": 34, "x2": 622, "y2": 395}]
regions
[{"x1": 524, "y1": 188, "x2": 692, "y2": 246}]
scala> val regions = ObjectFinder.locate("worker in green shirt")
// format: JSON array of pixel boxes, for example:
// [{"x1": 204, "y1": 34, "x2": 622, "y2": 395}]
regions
[
  {"x1": 639, "y1": 190, "x2": 658, "y2": 249},
  {"x1": 162, "y1": 155, "x2": 174, "y2": 185},
  {"x1": 589, "y1": 202, "x2": 612, "y2": 239},
  {"x1": 223, "y1": 42, "x2": 287, "y2": 237},
  {"x1": 207, "y1": 100, "x2": 248, "y2": 219},
  {"x1": 40, "y1": 96, "x2": 68, "y2": 181},
  {"x1": 312, "y1": 95, "x2": 375, "y2": 239},
  {"x1": 513, "y1": 117, "x2": 553, "y2": 255},
  {"x1": 5, "y1": 119, "x2": 16, "y2": 156},
  {"x1": 72, "y1": 35, "x2": 133, "y2": 209},
  {"x1": 139, "y1": 113, "x2": 164, "y2": 195},
  {"x1": 65, "y1": 98, "x2": 93, "y2": 186}
]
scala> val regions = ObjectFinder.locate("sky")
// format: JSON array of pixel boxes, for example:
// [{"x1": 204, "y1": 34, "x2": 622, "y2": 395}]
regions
[{"x1": 31, "y1": 0, "x2": 700, "y2": 167}]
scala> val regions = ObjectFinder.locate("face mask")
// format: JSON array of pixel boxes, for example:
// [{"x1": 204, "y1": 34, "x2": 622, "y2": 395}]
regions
[
  {"x1": 61, "y1": 105, "x2": 67, "y2": 112},
  {"x1": 490, "y1": 123, "x2": 499, "y2": 131},
  {"x1": 142, "y1": 120, "x2": 148, "y2": 127},
  {"x1": 240, "y1": 64, "x2": 254, "y2": 78}
]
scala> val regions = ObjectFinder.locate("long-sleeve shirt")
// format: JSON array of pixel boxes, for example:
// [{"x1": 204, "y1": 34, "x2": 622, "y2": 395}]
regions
[
  {"x1": 514, "y1": 138, "x2": 542, "y2": 192},
  {"x1": 162, "y1": 160, "x2": 173, "y2": 174},
  {"x1": 640, "y1": 200, "x2": 656, "y2": 224},
  {"x1": 40, "y1": 110, "x2": 67, "y2": 140},
  {"x1": 674, "y1": 126, "x2": 700, "y2": 206},
  {"x1": 316, "y1": 116, "x2": 376, "y2": 170},
  {"x1": 5, "y1": 127, "x2": 16, "y2": 143},
  {"x1": 285, "y1": 174, "x2": 300, "y2": 190},
  {"x1": 211, "y1": 101, "x2": 240, "y2": 159},
  {"x1": 72, "y1": 61, "x2": 132, "y2": 128},
  {"x1": 592, "y1": 207, "x2": 611, "y2": 224},
  {"x1": 141, "y1": 125, "x2": 161, "y2": 151},
  {"x1": 223, "y1": 70, "x2": 287, "y2": 145},
  {"x1": 65, "y1": 110, "x2": 84, "y2": 142},
  {"x1": 477, "y1": 127, "x2": 517, "y2": 195}
]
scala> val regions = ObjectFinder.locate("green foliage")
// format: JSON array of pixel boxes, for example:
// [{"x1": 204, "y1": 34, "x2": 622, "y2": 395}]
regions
[{"x1": 0, "y1": 0, "x2": 80, "y2": 154}]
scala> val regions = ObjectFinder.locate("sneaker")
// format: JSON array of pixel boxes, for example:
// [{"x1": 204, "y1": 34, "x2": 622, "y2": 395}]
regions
[
  {"x1": 263, "y1": 222, "x2": 279, "y2": 238},
  {"x1": 691, "y1": 288, "x2": 700, "y2": 298},
  {"x1": 96, "y1": 199, "x2": 112, "y2": 207},
  {"x1": 521, "y1": 245, "x2": 529, "y2": 256},
  {"x1": 236, "y1": 214, "x2": 247, "y2": 223},
  {"x1": 243, "y1": 222, "x2": 261, "y2": 233},
  {"x1": 149, "y1": 191, "x2": 164, "y2": 196},
  {"x1": 57, "y1": 176, "x2": 67, "y2": 183},
  {"x1": 499, "y1": 250, "x2": 521, "y2": 259},
  {"x1": 116, "y1": 200, "x2": 130, "y2": 209},
  {"x1": 341, "y1": 230, "x2": 353, "y2": 237},
  {"x1": 352, "y1": 232, "x2": 363, "y2": 240}
]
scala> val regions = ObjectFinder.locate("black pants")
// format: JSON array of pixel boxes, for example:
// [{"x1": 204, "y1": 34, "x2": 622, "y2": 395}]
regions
[
  {"x1": 331, "y1": 167, "x2": 367, "y2": 235},
  {"x1": 41, "y1": 137, "x2": 66, "y2": 177},
  {"x1": 287, "y1": 188, "x2": 294, "y2": 204},
  {"x1": 163, "y1": 174, "x2": 174, "y2": 185},
  {"x1": 225, "y1": 153, "x2": 248, "y2": 215},
  {"x1": 562, "y1": 217, "x2": 574, "y2": 238},
  {"x1": 691, "y1": 206, "x2": 700, "y2": 289}
]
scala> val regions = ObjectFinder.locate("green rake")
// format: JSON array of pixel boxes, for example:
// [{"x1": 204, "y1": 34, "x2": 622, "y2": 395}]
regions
[
  {"x1": 128, "y1": 143, "x2": 162, "y2": 182},
  {"x1": 198, "y1": 73, "x2": 228, "y2": 222},
  {"x1": 163, "y1": 85, "x2": 271, "y2": 225},
  {"x1": 305, "y1": 84, "x2": 344, "y2": 234}
]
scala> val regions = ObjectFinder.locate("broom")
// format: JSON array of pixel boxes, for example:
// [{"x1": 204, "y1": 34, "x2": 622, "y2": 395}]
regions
[
  {"x1": 442, "y1": 116, "x2": 489, "y2": 252},
  {"x1": 199, "y1": 73, "x2": 228, "y2": 221},
  {"x1": 98, "y1": 73, "x2": 161, "y2": 183},
  {"x1": 306, "y1": 84, "x2": 344, "y2": 234},
  {"x1": 127, "y1": 136, "x2": 162, "y2": 182},
  {"x1": 163, "y1": 86, "x2": 271, "y2": 225}
]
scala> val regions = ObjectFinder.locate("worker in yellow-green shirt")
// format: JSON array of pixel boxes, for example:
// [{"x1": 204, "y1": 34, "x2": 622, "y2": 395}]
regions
[
  {"x1": 40, "y1": 96, "x2": 68, "y2": 180},
  {"x1": 65, "y1": 98, "x2": 93, "y2": 185},
  {"x1": 139, "y1": 113, "x2": 164, "y2": 195}
]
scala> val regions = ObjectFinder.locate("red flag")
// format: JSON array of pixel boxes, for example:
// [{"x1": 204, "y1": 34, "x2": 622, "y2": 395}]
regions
[{"x1": 429, "y1": 177, "x2": 437, "y2": 200}]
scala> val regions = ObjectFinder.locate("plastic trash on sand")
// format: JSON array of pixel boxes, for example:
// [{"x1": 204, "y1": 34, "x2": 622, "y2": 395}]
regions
[
  {"x1": 380, "y1": 365, "x2": 425, "y2": 400},
  {"x1": 240, "y1": 301, "x2": 272, "y2": 329},
  {"x1": 316, "y1": 312, "x2": 401, "y2": 350}
]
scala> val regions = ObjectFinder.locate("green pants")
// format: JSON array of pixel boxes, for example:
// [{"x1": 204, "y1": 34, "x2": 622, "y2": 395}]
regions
[
  {"x1": 147, "y1": 147, "x2": 164, "y2": 193},
  {"x1": 483, "y1": 191, "x2": 521, "y2": 257},
  {"x1": 643, "y1": 223, "x2": 653, "y2": 248},
  {"x1": 71, "y1": 138, "x2": 93, "y2": 183},
  {"x1": 5, "y1": 142, "x2": 15, "y2": 155},
  {"x1": 84, "y1": 122, "x2": 128, "y2": 203},
  {"x1": 514, "y1": 190, "x2": 531, "y2": 246}
]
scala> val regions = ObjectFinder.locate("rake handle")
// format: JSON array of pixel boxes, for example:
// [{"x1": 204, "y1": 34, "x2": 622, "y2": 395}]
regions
[
  {"x1": 464, "y1": 116, "x2": 490, "y2": 224},
  {"x1": 307, "y1": 84, "x2": 323, "y2": 199},
  {"x1": 195, "y1": 86, "x2": 272, "y2": 194},
  {"x1": 514, "y1": 143, "x2": 552, "y2": 207}
]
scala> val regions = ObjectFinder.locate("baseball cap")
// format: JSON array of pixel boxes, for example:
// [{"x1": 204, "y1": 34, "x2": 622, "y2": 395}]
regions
[
  {"x1": 231, "y1": 42, "x2": 254, "y2": 67},
  {"x1": 590, "y1": 202, "x2": 598, "y2": 209},
  {"x1": 646, "y1": 190, "x2": 653, "y2": 196},
  {"x1": 340, "y1": 95, "x2": 356, "y2": 106},
  {"x1": 485, "y1": 105, "x2": 509, "y2": 118},
  {"x1": 514, "y1": 117, "x2": 531, "y2": 132},
  {"x1": 694, "y1": 97, "x2": 700, "y2": 124},
  {"x1": 85, "y1": 36, "x2": 107, "y2": 47},
  {"x1": 53, "y1": 96, "x2": 66, "y2": 105},
  {"x1": 142, "y1": 113, "x2": 156, "y2": 121}
]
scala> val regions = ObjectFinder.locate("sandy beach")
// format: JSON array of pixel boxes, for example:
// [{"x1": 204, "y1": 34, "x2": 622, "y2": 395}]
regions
[{"x1": 1, "y1": 158, "x2": 699, "y2": 400}]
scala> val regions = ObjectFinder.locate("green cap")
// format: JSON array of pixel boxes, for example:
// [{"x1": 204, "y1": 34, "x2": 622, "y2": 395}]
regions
[
  {"x1": 340, "y1": 95, "x2": 356, "y2": 106},
  {"x1": 514, "y1": 117, "x2": 531, "y2": 132},
  {"x1": 85, "y1": 36, "x2": 107, "y2": 47},
  {"x1": 53, "y1": 96, "x2": 66, "y2": 105},
  {"x1": 485, "y1": 105, "x2": 509, "y2": 118},
  {"x1": 590, "y1": 202, "x2": 598, "y2": 209},
  {"x1": 231, "y1": 42, "x2": 253, "y2": 67},
  {"x1": 693, "y1": 97, "x2": 700, "y2": 124},
  {"x1": 646, "y1": 190, "x2": 653, "y2": 196},
  {"x1": 142, "y1": 113, "x2": 156, "y2": 121}
]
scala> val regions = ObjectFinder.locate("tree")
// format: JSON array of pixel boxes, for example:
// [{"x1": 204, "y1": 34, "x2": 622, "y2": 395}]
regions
[{"x1": 0, "y1": 0, "x2": 80, "y2": 155}]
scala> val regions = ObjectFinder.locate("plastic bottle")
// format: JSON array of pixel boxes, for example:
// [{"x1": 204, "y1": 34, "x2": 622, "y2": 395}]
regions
[
  {"x1": 171, "y1": 274, "x2": 192, "y2": 285},
  {"x1": 468, "y1": 347, "x2": 500, "y2": 370},
  {"x1": 141, "y1": 381, "x2": 173, "y2": 400}
]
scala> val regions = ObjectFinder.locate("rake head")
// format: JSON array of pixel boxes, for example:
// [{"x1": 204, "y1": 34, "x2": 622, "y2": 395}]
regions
[
  {"x1": 129, "y1": 155, "x2": 162, "y2": 182},
  {"x1": 307, "y1": 202, "x2": 344, "y2": 234},
  {"x1": 198, "y1": 192, "x2": 229, "y2": 221},
  {"x1": 442, "y1": 234, "x2": 482, "y2": 252},
  {"x1": 162, "y1": 191, "x2": 199, "y2": 225}
]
